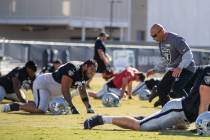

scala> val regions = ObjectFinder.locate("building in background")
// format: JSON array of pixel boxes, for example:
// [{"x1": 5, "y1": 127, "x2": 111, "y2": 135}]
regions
[
  {"x1": 146, "y1": 0, "x2": 210, "y2": 47},
  {"x1": 0, "y1": 0, "x2": 146, "y2": 42},
  {"x1": 0, "y1": 0, "x2": 210, "y2": 48}
]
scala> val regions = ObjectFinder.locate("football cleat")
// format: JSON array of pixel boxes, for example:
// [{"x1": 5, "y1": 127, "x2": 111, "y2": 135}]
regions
[{"x1": 84, "y1": 115, "x2": 104, "y2": 129}]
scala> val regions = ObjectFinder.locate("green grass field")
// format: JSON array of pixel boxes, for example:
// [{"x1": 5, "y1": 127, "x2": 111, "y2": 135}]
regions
[{"x1": 0, "y1": 76, "x2": 209, "y2": 140}]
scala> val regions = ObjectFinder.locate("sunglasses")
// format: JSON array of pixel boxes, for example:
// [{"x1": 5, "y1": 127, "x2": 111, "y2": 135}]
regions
[{"x1": 152, "y1": 29, "x2": 162, "y2": 38}]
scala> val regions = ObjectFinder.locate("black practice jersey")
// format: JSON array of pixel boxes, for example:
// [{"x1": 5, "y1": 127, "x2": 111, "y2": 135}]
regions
[
  {"x1": 94, "y1": 39, "x2": 106, "y2": 61},
  {"x1": 0, "y1": 67, "x2": 34, "y2": 93},
  {"x1": 94, "y1": 39, "x2": 107, "y2": 73},
  {"x1": 52, "y1": 62, "x2": 88, "y2": 88},
  {"x1": 182, "y1": 66, "x2": 210, "y2": 122}
]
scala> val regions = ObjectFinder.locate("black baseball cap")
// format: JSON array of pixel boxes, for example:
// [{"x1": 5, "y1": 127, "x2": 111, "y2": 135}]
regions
[{"x1": 99, "y1": 32, "x2": 109, "y2": 37}]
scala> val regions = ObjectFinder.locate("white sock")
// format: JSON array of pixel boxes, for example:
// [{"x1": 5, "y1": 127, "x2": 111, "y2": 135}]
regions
[{"x1": 102, "y1": 116, "x2": 113, "y2": 123}]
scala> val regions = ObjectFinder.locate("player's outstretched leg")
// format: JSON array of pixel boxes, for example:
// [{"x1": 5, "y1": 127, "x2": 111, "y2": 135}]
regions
[{"x1": 84, "y1": 115, "x2": 141, "y2": 130}]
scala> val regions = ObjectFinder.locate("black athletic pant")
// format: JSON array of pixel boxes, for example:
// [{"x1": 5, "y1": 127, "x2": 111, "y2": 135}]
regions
[
  {"x1": 184, "y1": 67, "x2": 204, "y2": 93},
  {"x1": 157, "y1": 69, "x2": 194, "y2": 106}
]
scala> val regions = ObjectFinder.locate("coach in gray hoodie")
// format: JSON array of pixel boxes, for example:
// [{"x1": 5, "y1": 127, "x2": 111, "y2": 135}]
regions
[{"x1": 146, "y1": 24, "x2": 196, "y2": 107}]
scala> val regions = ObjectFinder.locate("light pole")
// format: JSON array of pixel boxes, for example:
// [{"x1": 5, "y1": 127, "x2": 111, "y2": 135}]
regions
[{"x1": 109, "y1": 0, "x2": 121, "y2": 39}]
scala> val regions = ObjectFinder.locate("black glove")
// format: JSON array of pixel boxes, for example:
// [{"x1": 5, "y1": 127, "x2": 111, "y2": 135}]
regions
[{"x1": 70, "y1": 106, "x2": 80, "y2": 114}]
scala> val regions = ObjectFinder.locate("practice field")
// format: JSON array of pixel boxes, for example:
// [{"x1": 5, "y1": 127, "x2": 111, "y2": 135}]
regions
[{"x1": 0, "y1": 76, "x2": 208, "y2": 140}]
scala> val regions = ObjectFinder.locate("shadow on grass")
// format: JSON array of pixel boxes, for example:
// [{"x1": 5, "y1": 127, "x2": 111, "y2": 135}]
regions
[
  {"x1": 7, "y1": 112, "x2": 78, "y2": 116},
  {"x1": 8, "y1": 112, "x2": 45, "y2": 116},
  {"x1": 158, "y1": 129, "x2": 198, "y2": 137},
  {"x1": 88, "y1": 128, "x2": 132, "y2": 132},
  {"x1": 83, "y1": 128, "x2": 205, "y2": 137}
]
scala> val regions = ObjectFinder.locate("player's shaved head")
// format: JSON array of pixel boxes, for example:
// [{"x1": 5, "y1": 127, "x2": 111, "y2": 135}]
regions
[
  {"x1": 150, "y1": 24, "x2": 164, "y2": 34},
  {"x1": 150, "y1": 24, "x2": 166, "y2": 42}
]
